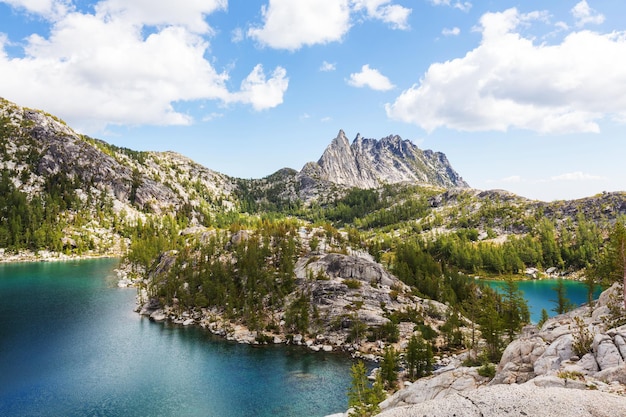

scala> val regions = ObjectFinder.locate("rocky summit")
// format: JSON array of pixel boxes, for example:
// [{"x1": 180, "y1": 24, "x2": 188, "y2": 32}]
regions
[{"x1": 298, "y1": 130, "x2": 468, "y2": 190}]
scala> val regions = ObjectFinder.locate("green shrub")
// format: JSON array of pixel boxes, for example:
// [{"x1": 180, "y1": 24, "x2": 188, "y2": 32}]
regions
[
  {"x1": 477, "y1": 362, "x2": 496, "y2": 379},
  {"x1": 571, "y1": 316, "x2": 594, "y2": 357},
  {"x1": 255, "y1": 333, "x2": 273, "y2": 344},
  {"x1": 557, "y1": 370, "x2": 584, "y2": 381},
  {"x1": 345, "y1": 279, "x2": 362, "y2": 289}
]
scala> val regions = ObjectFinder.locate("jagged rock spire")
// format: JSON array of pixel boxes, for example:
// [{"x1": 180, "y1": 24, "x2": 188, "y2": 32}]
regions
[{"x1": 303, "y1": 130, "x2": 468, "y2": 189}]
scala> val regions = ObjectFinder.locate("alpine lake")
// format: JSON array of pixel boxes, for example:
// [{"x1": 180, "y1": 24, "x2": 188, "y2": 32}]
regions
[
  {"x1": 0, "y1": 259, "x2": 354, "y2": 417},
  {"x1": 0, "y1": 258, "x2": 597, "y2": 416}
]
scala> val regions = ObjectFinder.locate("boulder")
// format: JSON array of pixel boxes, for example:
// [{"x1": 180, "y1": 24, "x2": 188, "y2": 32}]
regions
[
  {"x1": 594, "y1": 364, "x2": 626, "y2": 385},
  {"x1": 594, "y1": 333, "x2": 624, "y2": 371},
  {"x1": 379, "y1": 367, "x2": 488, "y2": 411},
  {"x1": 492, "y1": 337, "x2": 546, "y2": 384},
  {"x1": 533, "y1": 334, "x2": 573, "y2": 376},
  {"x1": 580, "y1": 353, "x2": 600, "y2": 373},
  {"x1": 149, "y1": 310, "x2": 167, "y2": 322},
  {"x1": 614, "y1": 334, "x2": 626, "y2": 360}
]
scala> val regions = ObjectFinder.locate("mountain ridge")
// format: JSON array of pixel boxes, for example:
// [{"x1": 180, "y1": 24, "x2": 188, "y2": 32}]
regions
[{"x1": 296, "y1": 129, "x2": 468, "y2": 192}]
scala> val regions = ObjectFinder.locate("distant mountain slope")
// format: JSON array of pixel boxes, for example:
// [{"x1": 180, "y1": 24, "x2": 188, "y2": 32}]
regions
[
  {"x1": 0, "y1": 97, "x2": 237, "y2": 221},
  {"x1": 298, "y1": 130, "x2": 468, "y2": 190},
  {"x1": 2, "y1": 95, "x2": 624, "y2": 241}
]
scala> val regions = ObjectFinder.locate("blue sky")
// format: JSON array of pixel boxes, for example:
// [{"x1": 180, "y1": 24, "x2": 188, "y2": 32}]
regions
[{"x1": 1, "y1": 0, "x2": 625, "y2": 202}]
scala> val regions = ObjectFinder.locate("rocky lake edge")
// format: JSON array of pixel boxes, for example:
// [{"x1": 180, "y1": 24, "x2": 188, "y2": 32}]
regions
[{"x1": 352, "y1": 282, "x2": 626, "y2": 417}]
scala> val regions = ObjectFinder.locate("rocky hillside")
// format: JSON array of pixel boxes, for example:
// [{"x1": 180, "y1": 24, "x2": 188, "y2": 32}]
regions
[
  {"x1": 365, "y1": 283, "x2": 626, "y2": 417},
  {"x1": 298, "y1": 130, "x2": 467, "y2": 192},
  {"x1": 0, "y1": 97, "x2": 237, "y2": 217},
  {"x1": 132, "y1": 223, "x2": 456, "y2": 356}
]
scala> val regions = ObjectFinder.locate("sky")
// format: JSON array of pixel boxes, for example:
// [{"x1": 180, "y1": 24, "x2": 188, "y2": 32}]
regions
[{"x1": 1, "y1": 0, "x2": 625, "y2": 202}]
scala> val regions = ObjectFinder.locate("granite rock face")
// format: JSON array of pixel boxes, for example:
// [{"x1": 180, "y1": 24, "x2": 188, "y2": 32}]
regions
[
  {"x1": 0, "y1": 98, "x2": 237, "y2": 219},
  {"x1": 377, "y1": 383, "x2": 626, "y2": 417},
  {"x1": 297, "y1": 130, "x2": 468, "y2": 193},
  {"x1": 293, "y1": 251, "x2": 447, "y2": 347},
  {"x1": 379, "y1": 366, "x2": 490, "y2": 410}
]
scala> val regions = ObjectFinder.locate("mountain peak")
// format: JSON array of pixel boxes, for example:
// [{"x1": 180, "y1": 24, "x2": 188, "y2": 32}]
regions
[
  {"x1": 303, "y1": 131, "x2": 468, "y2": 190},
  {"x1": 329, "y1": 129, "x2": 351, "y2": 151}
]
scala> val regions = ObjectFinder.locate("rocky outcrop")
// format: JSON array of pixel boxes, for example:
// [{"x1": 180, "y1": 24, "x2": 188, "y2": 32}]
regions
[
  {"x1": 294, "y1": 252, "x2": 421, "y2": 334},
  {"x1": 369, "y1": 283, "x2": 626, "y2": 417},
  {"x1": 0, "y1": 97, "x2": 237, "y2": 219},
  {"x1": 492, "y1": 283, "x2": 626, "y2": 386},
  {"x1": 379, "y1": 366, "x2": 490, "y2": 410},
  {"x1": 376, "y1": 383, "x2": 626, "y2": 417},
  {"x1": 136, "y1": 227, "x2": 453, "y2": 355},
  {"x1": 297, "y1": 130, "x2": 468, "y2": 193}
]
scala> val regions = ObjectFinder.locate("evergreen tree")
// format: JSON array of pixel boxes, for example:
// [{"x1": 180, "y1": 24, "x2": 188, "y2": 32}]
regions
[
  {"x1": 347, "y1": 361, "x2": 384, "y2": 417},
  {"x1": 379, "y1": 346, "x2": 399, "y2": 390},
  {"x1": 440, "y1": 309, "x2": 463, "y2": 349},
  {"x1": 551, "y1": 278, "x2": 574, "y2": 315},
  {"x1": 501, "y1": 277, "x2": 530, "y2": 341},
  {"x1": 592, "y1": 220, "x2": 626, "y2": 309},
  {"x1": 405, "y1": 334, "x2": 433, "y2": 380},
  {"x1": 478, "y1": 289, "x2": 505, "y2": 362},
  {"x1": 537, "y1": 308, "x2": 549, "y2": 328}
]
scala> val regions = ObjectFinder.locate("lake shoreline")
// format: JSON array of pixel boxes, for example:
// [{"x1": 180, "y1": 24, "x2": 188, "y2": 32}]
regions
[{"x1": 0, "y1": 249, "x2": 122, "y2": 264}]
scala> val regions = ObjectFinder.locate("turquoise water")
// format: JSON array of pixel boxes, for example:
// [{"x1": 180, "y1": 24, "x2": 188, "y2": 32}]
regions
[
  {"x1": 479, "y1": 278, "x2": 601, "y2": 323},
  {"x1": 0, "y1": 259, "x2": 354, "y2": 417}
]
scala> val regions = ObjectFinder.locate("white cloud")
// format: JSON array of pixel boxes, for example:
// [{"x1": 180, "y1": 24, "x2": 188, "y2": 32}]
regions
[
  {"x1": 352, "y1": 0, "x2": 411, "y2": 30},
  {"x1": 501, "y1": 175, "x2": 523, "y2": 183},
  {"x1": 247, "y1": 0, "x2": 411, "y2": 50},
  {"x1": 348, "y1": 64, "x2": 395, "y2": 91},
  {"x1": 571, "y1": 0, "x2": 605, "y2": 27},
  {"x1": 0, "y1": 0, "x2": 70, "y2": 19},
  {"x1": 442, "y1": 27, "x2": 460, "y2": 36},
  {"x1": 202, "y1": 112, "x2": 224, "y2": 122},
  {"x1": 0, "y1": 0, "x2": 71, "y2": 19},
  {"x1": 455, "y1": 2, "x2": 471, "y2": 12},
  {"x1": 386, "y1": 8, "x2": 626, "y2": 134},
  {"x1": 231, "y1": 27, "x2": 244, "y2": 43},
  {"x1": 0, "y1": 2, "x2": 289, "y2": 133},
  {"x1": 555, "y1": 21, "x2": 569, "y2": 31},
  {"x1": 430, "y1": 0, "x2": 471, "y2": 12},
  {"x1": 95, "y1": 0, "x2": 226, "y2": 34},
  {"x1": 550, "y1": 171, "x2": 606, "y2": 181},
  {"x1": 485, "y1": 175, "x2": 522, "y2": 185},
  {"x1": 320, "y1": 61, "x2": 336, "y2": 72},
  {"x1": 227, "y1": 64, "x2": 289, "y2": 111},
  {"x1": 247, "y1": 0, "x2": 352, "y2": 50}
]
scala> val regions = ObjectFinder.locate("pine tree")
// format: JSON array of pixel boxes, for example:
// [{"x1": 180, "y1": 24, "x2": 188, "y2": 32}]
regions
[
  {"x1": 379, "y1": 346, "x2": 399, "y2": 390},
  {"x1": 592, "y1": 220, "x2": 626, "y2": 310},
  {"x1": 501, "y1": 277, "x2": 530, "y2": 341},
  {"x1": 537, "y1": 308, "x2": 549, "y2": 328},
  {"x1": 551, "y1": 278, "x2": 574, "y2": 315},
  {"x1": 478, "y1": 289, "x2": 505, "y2": 362},
  {"x1": 347, "y1": 361, "x2": 384, "y2": 417},
  {"x1": 406, "y1": 334, "x2": 433, "y2": 380}
]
